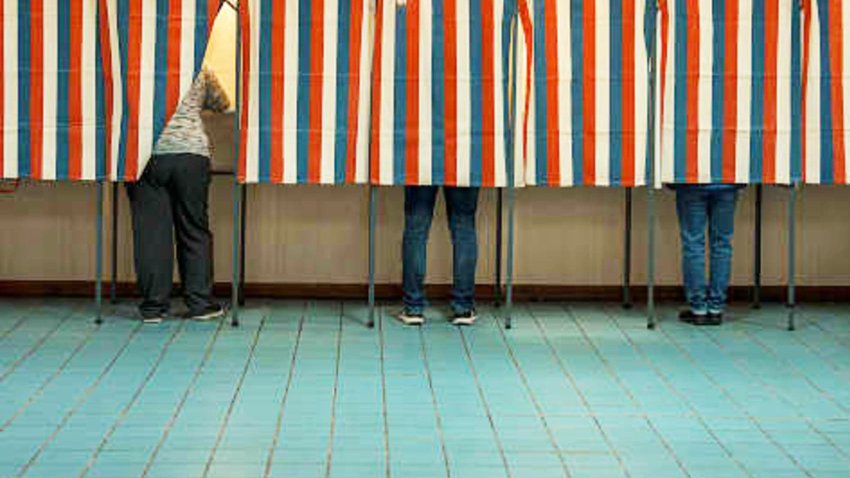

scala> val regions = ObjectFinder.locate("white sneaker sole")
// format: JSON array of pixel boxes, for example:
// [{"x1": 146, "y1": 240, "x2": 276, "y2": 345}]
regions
[
  {"x1": 398, "y1": 314, "x2": 425, "y2": 326},
  {"x1": 190, "y1": 309, "x2": 225, "y2": 322},
  {"x1": 452, "y1": 316, "x2": 477, "y2": 326},
  {"x1": 142, "y1": 317, "x2": 164, "y2": 325}
]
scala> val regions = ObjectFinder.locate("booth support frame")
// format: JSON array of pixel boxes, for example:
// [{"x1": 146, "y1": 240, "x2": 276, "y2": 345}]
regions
[
  {"x1": 95, "y1": 181, "x2": 105, "y2": 325},
  {"x1": 230, "y1": 5, "x2": 242, "y2": 328},
  {"x1": 367, "y1": 186, "x2": 377, "y2": 329},
  {"x1": 787, "y1": 185, "x2": 797, "y2": 331}
]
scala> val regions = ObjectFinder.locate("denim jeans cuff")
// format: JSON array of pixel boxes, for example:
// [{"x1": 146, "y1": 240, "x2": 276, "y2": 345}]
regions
[{"x1": 451, "y1": 303, "x2": 475, "y2": 315}]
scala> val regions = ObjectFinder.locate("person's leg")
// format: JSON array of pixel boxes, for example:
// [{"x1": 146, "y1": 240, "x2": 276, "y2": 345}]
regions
[
  {"x1": 707, "y1": 189, "x2": 739, "y2": 316},
  {"x1": 444, "y1": 187, "x2": 480, "y2": 322},
  {"x1": 402, "y1": 186, "x2": 439, "y2": 322},
  {"x1": 166, "y1": 154, "x2": 220, "y2": 319},
  {"x1": 125, "y1": 158, "x2": 174, "y2": 322},
  {"x1": 675, "y1": 187, "x2": 709, "y2": 316}
]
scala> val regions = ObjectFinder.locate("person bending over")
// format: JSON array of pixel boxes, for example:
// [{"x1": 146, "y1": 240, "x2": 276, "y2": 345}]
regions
[
  {"x1": 399, "y1": 187, "x2": 480, "y2": 326},
  {"x1": 675, "y1": 184, "x2": 743, "y2": 326},
  {"x1": 126, "y1": 68, "x2": 230, "y2": 324}
]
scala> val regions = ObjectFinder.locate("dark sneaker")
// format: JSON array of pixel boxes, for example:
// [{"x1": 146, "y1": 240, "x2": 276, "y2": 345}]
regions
[
  {"x1": 142, "y1": 315, "x2": 165, "y2": 325},
  {"x1": 184, "y1": 304, "x2": 225, "y2": 322},
  {"x1": 398, "y1": 310, "x2": 425, "y2": 326},
  {"x1": 680, "y1": 309, "x2": 722, "y2": 326},
  {"x1": 702, "y1": 312, "x2": 724, "y2": 326},
  {"x1": 678, "y1": 309, "x2": 707, "y2": 324},
  {"x1": 451, "y1": 310, "x2": 478, "y2": 327}
]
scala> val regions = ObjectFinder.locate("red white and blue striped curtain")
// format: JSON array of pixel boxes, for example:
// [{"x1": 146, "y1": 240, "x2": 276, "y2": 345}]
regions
[
  {"x1": 369, "y1": 0, "x2": 521, "y2": 188},
  {"x1": 102, "y1": 0, "x2": 223, "y2": 182},
  {"x1": 802, "y1": 0, "x2": 849, "y2": 185},
  {"x1": 657, "y1": 0, "x2": 802, "y2": 185},
  {"x1": 238, "y1": 0, "x2": 373, "y2": 185},
  {"x1": 0, "y1": 0, "x2": 106, "y2": 181},
  {"x1": 518, "y1": 0, "x2": 655, "y2": 187}
]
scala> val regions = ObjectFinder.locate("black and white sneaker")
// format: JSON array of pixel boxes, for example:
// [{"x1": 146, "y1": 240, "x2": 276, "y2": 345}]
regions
[
  {"x1": 184, "y1": 304, "x2": 225, "y2": 322},
  {"x1": 678, "y1": 309, "x2": 706, "y2": 324},
  {"x1": 451, "y1": 310, "x2": 477, "y2": 326},
  {"x1": 398, "y1": 310, "x2": 425, "y2": 326},
  {"x1": 141, "y1": 315, "x2": 165, "y2": 325}
]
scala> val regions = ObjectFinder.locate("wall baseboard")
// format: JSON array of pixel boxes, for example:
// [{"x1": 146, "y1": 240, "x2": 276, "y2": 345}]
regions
[{"x1": 1, "y1": 280, "x2": 849, "y2": 303}]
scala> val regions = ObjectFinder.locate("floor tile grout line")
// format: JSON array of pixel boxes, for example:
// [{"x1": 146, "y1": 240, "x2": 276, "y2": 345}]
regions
[
  {"x1": 601, "y1": 304, "x2": 750, "y2": 478},
  {"x1": 735, "y1": 319, "x2": 850, "y2": 423},
  {"x1": 15, "y1": 321, "x2": 144, "y2": 478},
  {"x1": 527, "y1": 305, "x2": 635, "y2": 478},
  {"x1": 488, "y1": 308, "x2": 574, "y2": 478},
  {"x1": 77, "y1": 319, "x2": 188, "y2": 478},
  {"x1": 788, "y1": 312, "x2": 850, "y2": 383},
  {"x1": 736, "y1": 328, "x2": 850, "y2": 464},
  {"x1": 571, "y1": 305, "x2": 699, "y2": 477},
  {"x1": 139, "y1": 317, "x2": 229, "y2": 478},
  {"x1": 457, "y1": 324, "x2": 514, "y2": 478},
  {"x1": 693, "y1": 315, "x2": 850, "y2": 464},
  {"x1": 562, "y1": 305, "x2": 650, "y2": 478},
  {"x1": 201, "y1": 310, "x2": 270, "y2": 478},
  {"x1": 418, "y1": 318, "x2": 454, "y2": 478},
  {"x1": 652, "y1": 305, "x2": 815, "y2": 478},
  {"x1": 0, "y1": 304, "x2": 80, "y2": 383},
  {"x1": 377, "y1": 306, "x2": 392, "y2": 478},
  {"x1": 811, "y1": 311, "x2": 850, "y2": 349},
  {"x1": 262, "y1": 303, "x2": 307, "y2": 478},
  {"x1": 0, "y1": 302, "x2": 39, "y2": 342},
  {"x1": 1, "y1": 308, "x2": 101, "y2": 432},
  {"x1": 323, "y1": 302, "x2": 345, "y2": 478}
]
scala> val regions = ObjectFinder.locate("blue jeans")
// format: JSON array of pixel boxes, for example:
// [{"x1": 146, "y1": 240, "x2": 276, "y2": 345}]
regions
[
  {"x1": 403, "y1": 186, "x2": 479, "y2": 315},
  {"x1": 675, "y1": 187, "x2": 739, "y2": 314}
]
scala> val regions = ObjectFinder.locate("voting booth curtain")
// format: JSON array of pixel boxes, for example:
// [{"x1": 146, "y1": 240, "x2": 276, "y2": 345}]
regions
[
  {"x1": 0, "y1": 0, "x2": 106, "y2": 181},
  {"x1": 2, "y1": 1, "x2": 849, "y2": 190},
  {"x1": 237, "y1": 0, "x2": 373, "y2": 185},
  {"x1": 367, "y1": 0, "x2": 520, "y2": 188},
  {"x1": 236, "y1": 0, "x2": 518, "y2": 188},
  {"x1": 0, "y1": 0, "x2": 222, "y2": 182},
  {"x1": 516, "y1": 0, "x2": 656, "y2": 187},
  {"x1": 656, "y1": 0, "x2": 803, "y2": 186},
  {"x1": 802, "y1": 0, "x2": 850, "y2": 185},
  {"x1": 102, "y1": 0, "x2": 224, "y2": 182}
]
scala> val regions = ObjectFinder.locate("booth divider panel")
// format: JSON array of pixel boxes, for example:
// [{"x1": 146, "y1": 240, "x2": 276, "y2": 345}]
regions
[
  {"x1": 0, "y1": 0, "x2": 106, "y2": 181},
  {"x1": 802, "y1": 0, "x2": 850, "y2": 185},
  {"x1": 238, "y1": 0, "x2": 373, "y2": 185},
  {"x1": 657, "y1": 0, "x2": 802, "y2": 185}
]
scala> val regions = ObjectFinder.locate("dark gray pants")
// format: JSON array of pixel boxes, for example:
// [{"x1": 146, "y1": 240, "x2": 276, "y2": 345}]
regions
[{"x1": 126, "y1": 154, "x2": 214, "y2": 318}]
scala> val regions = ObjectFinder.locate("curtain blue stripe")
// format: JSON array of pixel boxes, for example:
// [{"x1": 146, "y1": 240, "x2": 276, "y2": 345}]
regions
[
  {"x1": 673, "y1": 0, "x2": 688, "y2": 182},
  {"x1": 194, "y1": 0, "x2": 209, "y2": 74},
  {"x1": 117, "y1": 2, "x2": 129, "y2": 179},
  {"x1": 152, "y1": 0, "x2": 170, "y2": 152},
  {"x1": 532, "y1": 0, "x2": 547, "y2": 185},
  {"x1": 710, "y1": 0, "x2": 725, "y2": 182},
  {"x1": 817, "y1": 0, "x2": 834, "y2": 183},
  {"x1": 502, "y1": 1, "x2": 514, "y2": 187},
  {"x1": 258, "y1": 0, "x2": 272, "y2": 182},
  {"x1": 749, "y1": 0, "x2": 766, "y2": 183},
  {"x1": 432, "y1": 0, "x2": 446, "y2": 185},
  {"x1": 296, "y1": 0, "x2": 311, "y2": 183},
  {"x1": 789, "y1": 1, "x2": 803, "y2": 183},
  {"x1": 334, "y1": 0, "x2": 352, "y2": 184},
  {"x1": 393, "y1": 6, "x2": 407, "y2": 185},
  {"x1": 17, "y1": 1, "x2": 31, "y2": 178},
  {"x1": 470, "y1": 0, "x2": 483, "y2": 186},
  {"x1": 571, "y1": 0, "x2": 585, "y2": 185},
  {"x1": 610, "y1": 1, "x2": 624, "y2": 186},
  {"x1": 57, "y1": 0, "x2": 71, "y2": 180},
  {"x1": 96, "y1": 0, "x2": 105, "y2": 180}
]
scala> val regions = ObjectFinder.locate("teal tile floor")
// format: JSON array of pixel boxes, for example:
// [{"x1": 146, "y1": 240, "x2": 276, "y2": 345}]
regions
[{"x1": 1, "y1": 299, "x2": 849, "y2": 478}]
